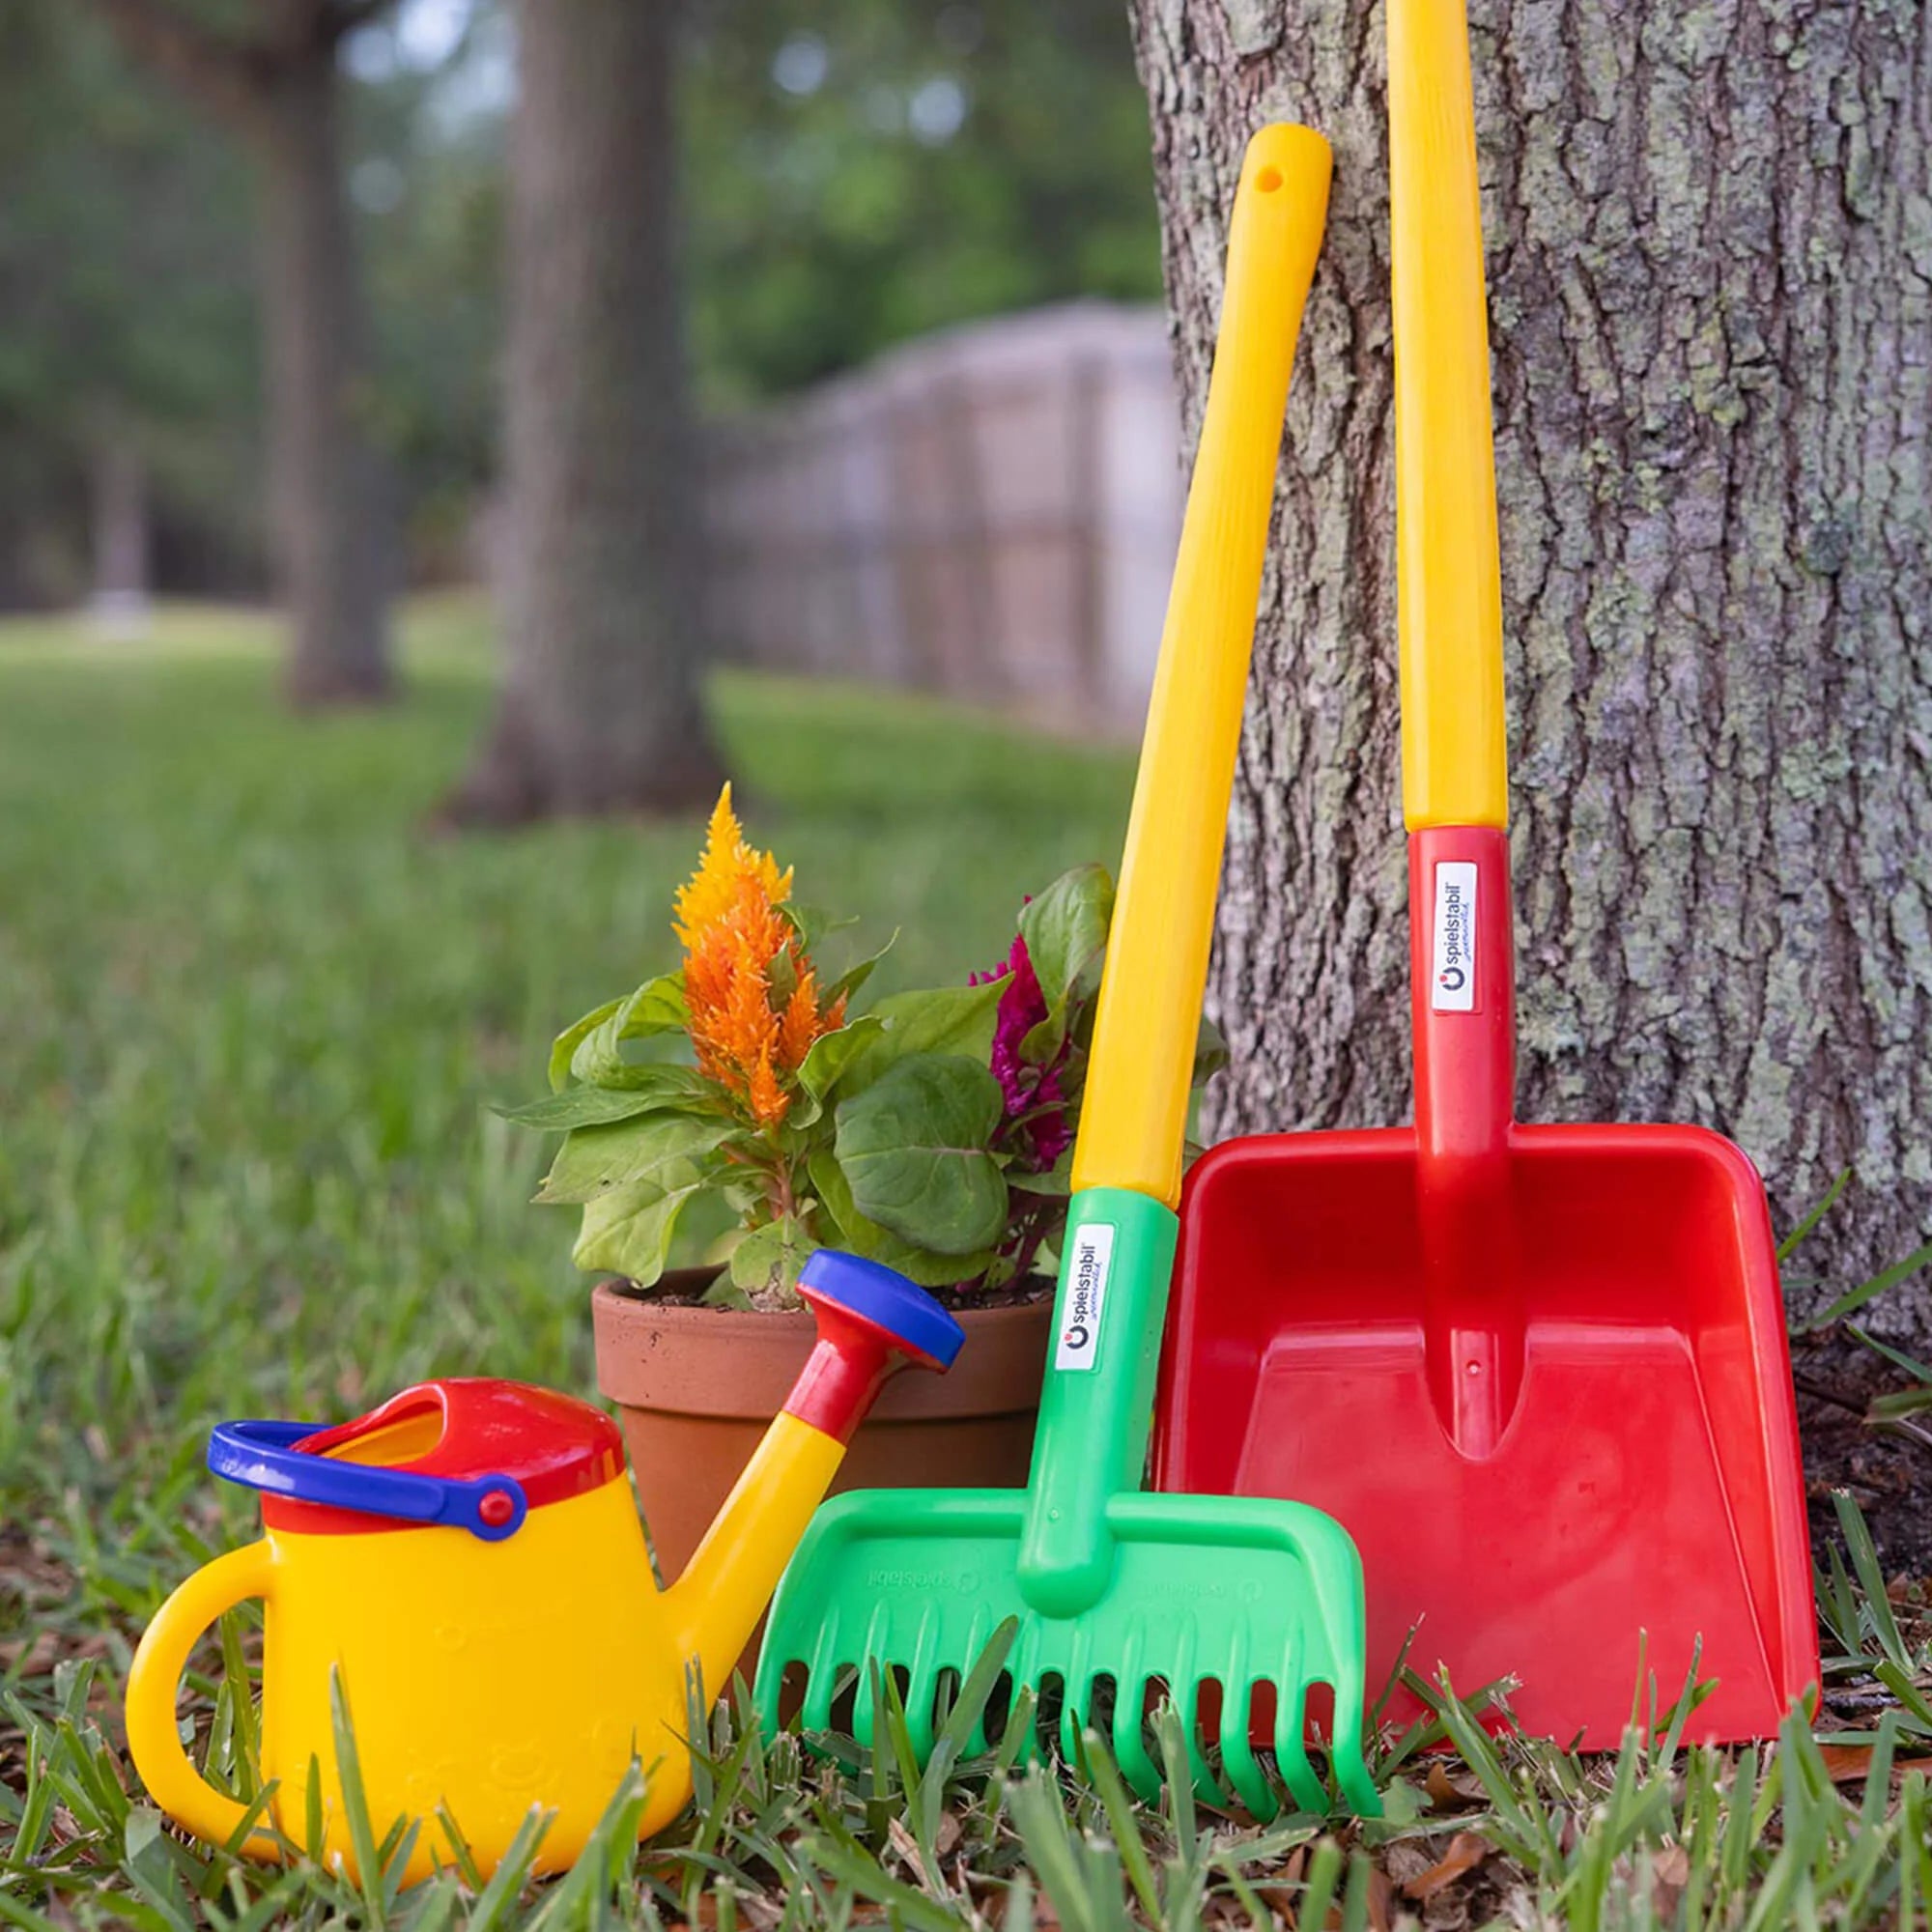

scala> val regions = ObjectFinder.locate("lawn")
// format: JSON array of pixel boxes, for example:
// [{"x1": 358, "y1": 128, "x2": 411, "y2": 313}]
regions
[{"x1": 1, "y1": 601, "x2": 1928, "y2": 1929}]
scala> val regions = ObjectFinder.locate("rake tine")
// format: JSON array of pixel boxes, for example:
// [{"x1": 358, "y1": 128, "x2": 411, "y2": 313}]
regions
[
  {"x1": 854, "y1": 1649, "x2": 881, "y2": 1747},
  {"x1": 1007, "y1": 1622, "x2": 1046, "y2": 1773},
  {"x1": 1173, "y1": 1672, "x2": 1212, "y2": 1802},
  {"x1": 1270, "y1": 1674, "x2": 1327, "y2": 1817},
  {"x1": 1327, "y1": 1661, "x2": 1378, "y2": 1816},
  {"x1": 1220, "y1": 1671, "x2": 1275, "y2": 1819},
  {"x1": 1059, "y1": 1671, "x2": 1087, "y2": 1771},
  {"x1": 903, "y1": 1618, "x2": 940, "y2": 1764},
  {"x1": 1114, "y1": 1664, "x2": 1159, "y2": 1802},
  {"x1": 964, "y1": 1682, "x2": 991, "y2": 1761},
  {"x1": 799, "y1": 1629, "x2": 842, "y2": 1733},
  {"x1": 846, "y1": 1599, "x2": 901, "y2": 1747}
]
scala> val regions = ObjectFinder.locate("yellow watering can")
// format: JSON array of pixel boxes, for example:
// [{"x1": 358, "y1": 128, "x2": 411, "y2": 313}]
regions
[{"x1": 125, "y1": 1253, "x2": 962, "y2": 1882}]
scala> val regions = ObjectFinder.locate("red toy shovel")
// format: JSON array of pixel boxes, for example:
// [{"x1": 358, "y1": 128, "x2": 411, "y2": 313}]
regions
[{"x1": 1151, "y1": 0, "x2": 1819, "y2": 1747}]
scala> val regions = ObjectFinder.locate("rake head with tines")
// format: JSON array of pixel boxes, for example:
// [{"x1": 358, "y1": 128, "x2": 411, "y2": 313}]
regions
[{"x1": 771, "y1": 1485, "x2": 1377, "y2": 1814}]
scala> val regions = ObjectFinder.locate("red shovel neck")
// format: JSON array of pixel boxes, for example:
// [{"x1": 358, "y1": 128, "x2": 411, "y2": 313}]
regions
[
  {"x1": 1408, "y1": 824, "x2": 1522, "y2": 1456},
  {"x1": 1408, "y1": 824, "x2": 1516, "y2": 1164}
]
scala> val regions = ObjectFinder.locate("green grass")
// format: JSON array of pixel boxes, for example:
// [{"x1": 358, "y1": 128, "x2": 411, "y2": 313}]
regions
[{"x1": 2, "y1": 600, "x2": 1929, "y2": 1928}]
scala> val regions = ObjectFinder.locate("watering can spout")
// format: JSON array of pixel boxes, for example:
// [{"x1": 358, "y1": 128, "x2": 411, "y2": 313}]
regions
[{"x1": 667, "y1": 1254, "x2": 964, "y2": 1698}]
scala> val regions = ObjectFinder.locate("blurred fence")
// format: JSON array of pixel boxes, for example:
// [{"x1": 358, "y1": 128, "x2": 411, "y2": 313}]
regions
[{"x1": 703, "y1": 301, "x2": 1183, "y2": 732}]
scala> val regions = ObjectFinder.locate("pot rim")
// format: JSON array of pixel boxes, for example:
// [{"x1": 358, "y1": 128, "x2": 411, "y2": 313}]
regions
[{"x1": 590, "y1": 1276, "x2": 1052, "y2": 1421}]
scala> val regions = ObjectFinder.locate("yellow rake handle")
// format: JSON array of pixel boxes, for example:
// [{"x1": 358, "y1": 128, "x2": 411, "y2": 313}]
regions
[
  {"x1": 1390, "y1": 0, "x2": 1508, "y2": 831},
  {"x1": 1071, "y1": 124, "x2": 1330, "y2": 1208}
]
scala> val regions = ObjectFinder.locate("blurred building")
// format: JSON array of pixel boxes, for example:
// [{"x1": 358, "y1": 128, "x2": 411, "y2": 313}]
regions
[{"x1": 704, "y1": 301, "x2": 1182, "y2": 732}]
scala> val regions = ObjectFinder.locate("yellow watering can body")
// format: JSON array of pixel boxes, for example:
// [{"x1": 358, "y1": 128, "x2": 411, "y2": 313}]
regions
[{"x1": 126, "y1": 1257, "x2": 960, "y2": 1883}]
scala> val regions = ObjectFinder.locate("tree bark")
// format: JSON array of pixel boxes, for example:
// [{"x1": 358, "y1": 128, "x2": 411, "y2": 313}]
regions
[
  {"x1": 1127, "y1": 0, "x2": 1932, "y2": 1336},
  {"x1": 85, "y1": 0, "x2": 393, "y2": 703},
  {"x1": 86, "y1": 437, "x2": 151, "y2": 637},
  {"x1": 445, "y1": 0, "x2": 725, "y2": 823},
  {"x1": 257, "y1": 50, "x2": 392, "y2": 704}
]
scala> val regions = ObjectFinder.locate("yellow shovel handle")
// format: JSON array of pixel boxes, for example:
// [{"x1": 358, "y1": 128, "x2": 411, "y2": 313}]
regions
[
  {"x1": 1390, "y1": 0, "x2": 1508, "y2": 830},
  {"x1": 1071, "y1": 124, "x2": 1331, "y2": 1208}
]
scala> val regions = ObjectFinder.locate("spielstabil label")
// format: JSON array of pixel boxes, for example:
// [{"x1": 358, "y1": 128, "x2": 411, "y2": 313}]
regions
[
  {"x1": 1431, "y1": 862, "x2": 1477, "y2": 1011},
  {"x1": 1054, "y1": 1223, "x2": 1115, "y2": 1372}
]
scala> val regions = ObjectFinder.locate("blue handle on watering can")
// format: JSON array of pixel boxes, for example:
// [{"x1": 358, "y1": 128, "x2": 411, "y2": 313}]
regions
[{"x1": 208, "y1": 1419, "x2": 529, "y2": 1543}]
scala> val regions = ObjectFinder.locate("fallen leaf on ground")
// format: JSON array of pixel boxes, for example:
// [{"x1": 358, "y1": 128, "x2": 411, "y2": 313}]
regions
[
  {"x1": 1653, "y1": 1845, "x2": 1690, "y2": 1887},
  {"x1": 1816, "y1": 1744, "x2": 1932, "y2": 1783},
  {"x1": 1366, "y1": 1862, "x2": 1396, "y2": 1931},
  {"x1": 1381, "y1": 1840, "x2": 1437, "y2": 1890},
  {"x1": 1403, "y1": 1832, "x2": 1492, "y2": 1901},
  {"x1": 1425, "y1": 1761, "x2": 1487, "y2": 1808}
]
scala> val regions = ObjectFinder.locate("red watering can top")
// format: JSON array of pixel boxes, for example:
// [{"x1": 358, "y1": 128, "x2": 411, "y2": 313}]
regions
[{"x1": 210, "y1": 1378, "x2": 626, "y2": 1540}]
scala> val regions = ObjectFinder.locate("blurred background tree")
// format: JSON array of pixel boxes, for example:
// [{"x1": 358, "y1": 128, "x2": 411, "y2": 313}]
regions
[
  {"x1": 444, "y1": 0, "x2": 727, "y2": 822},
  {"x1": 78, "y1": 0, "x2": 402, "y2": 703},
  {"x1": 0, "y1": 2, "x2": 257, "y2": 614}
]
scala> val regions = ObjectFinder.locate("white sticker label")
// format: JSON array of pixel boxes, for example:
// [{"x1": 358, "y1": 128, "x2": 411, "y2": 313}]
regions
[
  {"x1": 1431, "y1": 862, "x2": 1478, "y2": 1011},
  {"x1": 1054, "y1": 1224, "x2": 1114, "y2": 1372}
]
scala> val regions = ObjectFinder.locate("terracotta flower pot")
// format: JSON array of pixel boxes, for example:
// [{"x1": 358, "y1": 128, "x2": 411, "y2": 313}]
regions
[{"x1": 592, "y1": 1272, "x2": 1051, "y2": 1684}]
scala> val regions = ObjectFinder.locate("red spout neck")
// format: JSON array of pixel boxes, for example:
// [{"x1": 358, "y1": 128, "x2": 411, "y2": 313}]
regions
[{"x1": 782, "y1": 1253, "x2": 964, "y2": 1442}]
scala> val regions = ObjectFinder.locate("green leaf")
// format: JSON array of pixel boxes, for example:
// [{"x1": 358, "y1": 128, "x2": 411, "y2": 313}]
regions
[
  {"x1": 568, "y1": 974, "x2": 692, "y2": 1087},
  {"x1": 778, "y1": 903, "x2": 859, "y2": 953},
  {"x1": 729, "y1": 1214, "x2": 818, "y2": 1297},
  {"x1": 1016, "y1": 865, "x2": 1115, "y2": 1066},
  {"x1": 123, "y1": 1805, "x2": 165, "y2": 1866},
  {"x1": 824, "y1": 933, "x2": 896, "y2": 1008},
  {"x1": 797, "y1": 1014, "x2": 889, "y2": 1103},
  {"x1": 767, "y1": 942, "x2": 801, "y2": 1010},
  {"x1": 809, "y1": 1148, "x2": 998, "y2": 1288},
  {"x1": 551, "y1": 1062, "x2": 723, "y2": 1115},
  {"x1": 699, "y1": 1271, "x2": 753, "y2": 1310},
  {"x1": 548, "y1": 997, "x2": 623, "y2": 1092},
  {"x1": 781, "y1": 904, "x2": 895, "y2": 1002},
  {"x1": 537, "y1": 1111, "x2": 736, "y2": 1206},
  {"x1": 493, "y1": 1084, "x2": 701, "y2": 1133},
  {"x1": 571, "y1": 1164, "x2": 708, "y2": 1284},
  {"x1": 828, "y1": 980, "x2": 1007, "y2": 1099},
  {"x1": 835, "y1": 1055, "x2": 1008, "y2": 1256},
  {"x1": 1019, "y1": 865, "x2": 1114, "y2": 1014}
]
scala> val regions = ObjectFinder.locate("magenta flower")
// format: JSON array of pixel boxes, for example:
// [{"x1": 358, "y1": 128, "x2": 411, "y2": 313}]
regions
[{"x1": 971, "y1": 929, "x2": 1071, "y2": 1170}]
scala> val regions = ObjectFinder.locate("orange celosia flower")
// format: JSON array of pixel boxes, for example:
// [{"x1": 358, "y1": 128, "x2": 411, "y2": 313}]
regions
[
  {"x1": 674, "y1": 785, "x2": 792, "y2": 948},
  {"x1": 746, "y1": 1051, "x2": 788, "y2": 1130},
  {"x1": 776, "y1": 966, "x2": 846, "y2": 1070},
  {"x1": 677, "y1": 786, "x2": 846, "y2": 1128}
]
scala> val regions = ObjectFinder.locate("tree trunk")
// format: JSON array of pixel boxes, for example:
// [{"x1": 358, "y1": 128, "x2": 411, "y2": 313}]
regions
[
  {"x1": 445, "y1": 0, "x2": 725, "y2": 823},
  {"x1": 1127, "y1": 1, "x2": 1932, "y2": 1337},
  {"x1": 86, "y1": 437, "x2": 150, "y2": 637},
  {"x1": 83, "y1": 0, "x2": 395, "y2": 704},
  {"x1": 257, "y1": 52, "x2": 392, "y2": 705}
]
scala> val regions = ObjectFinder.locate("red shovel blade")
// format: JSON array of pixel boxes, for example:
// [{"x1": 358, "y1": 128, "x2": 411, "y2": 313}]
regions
[{"x1": 1155, "y1": 1122, "x2": 1819, "y2": 1747}]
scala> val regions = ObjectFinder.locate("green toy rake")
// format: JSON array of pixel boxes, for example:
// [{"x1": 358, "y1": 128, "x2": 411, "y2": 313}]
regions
[{"x1": 753, "y1": 126, "x2": 1378, "y2": 1818}]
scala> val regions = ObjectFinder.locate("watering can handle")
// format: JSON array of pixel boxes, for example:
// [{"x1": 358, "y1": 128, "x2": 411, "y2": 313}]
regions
[
  {"x1": 208, "y1": 1420, "x2": 529, "y2": 1542},
  {"x1": 125, "y1": 1539, "x2": 280, "y2": 1858},
  {"x1": 1390, "y1": 0, "x2": 1507, "y2": 832}
]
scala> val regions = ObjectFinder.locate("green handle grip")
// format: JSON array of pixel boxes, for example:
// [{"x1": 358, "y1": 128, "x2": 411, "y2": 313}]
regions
[{"x1": 1016, "y1": 1187, "x2": 1179, "y2": 1617}]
